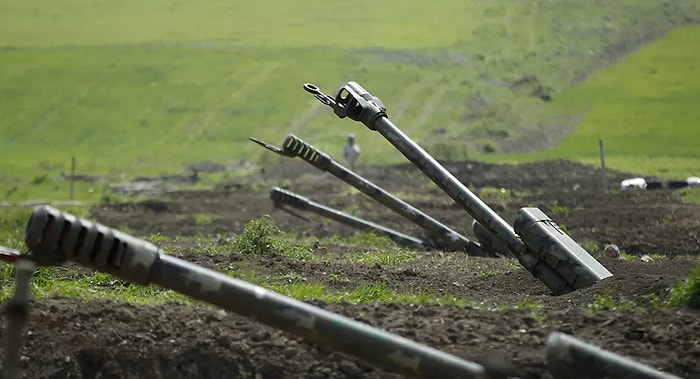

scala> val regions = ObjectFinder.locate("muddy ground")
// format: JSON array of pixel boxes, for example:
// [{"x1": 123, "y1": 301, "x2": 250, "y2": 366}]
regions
[{"x1": 3, "y1": 159, "x2": 700, "y2": 378}]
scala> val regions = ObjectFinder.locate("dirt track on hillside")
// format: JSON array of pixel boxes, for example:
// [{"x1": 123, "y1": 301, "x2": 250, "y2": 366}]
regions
[{"x1": 3, "y1": 159, "x2": 700, "y2": 378}]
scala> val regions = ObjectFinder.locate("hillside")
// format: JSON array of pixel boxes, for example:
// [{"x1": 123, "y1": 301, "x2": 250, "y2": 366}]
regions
[
  {"x1": 0, "y1": 0, "x2": 698, "y2": 201},
  {"x1": 488, "y1": 25, "x2": 700, "y2": 178}
]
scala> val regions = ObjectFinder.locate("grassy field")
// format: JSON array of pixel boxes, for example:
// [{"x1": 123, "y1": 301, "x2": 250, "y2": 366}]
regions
[
  {"x1": 1, "y1": 0, "x2": 698, "y2": 202},
  {"x1": 488, "y1": 25, "x2": 700, "y2": 178}
]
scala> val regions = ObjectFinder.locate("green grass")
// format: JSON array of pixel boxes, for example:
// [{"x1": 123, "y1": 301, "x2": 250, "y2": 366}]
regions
[
  {"x1": 2, "y1": 0, "x2": 698, "y2": 202},
  {"x1": 0, "y1": 0, "x2": 476, "y2": 49},
  {"x1": 2, "y1": 0, "x2": 700, "y2": 310},
  {"x1": 327, "y1": 231, "x2": 400, "y2": 250},
  {"x1": 667, "y1": 257, "x2": 700, "y2": 309},
  {"x1": 491, "y1": 25, "x2": 700, "y2": 178},
  {"x1": 0, "y1": 264, "x2": 470, "y2": 307},
  {"x1": 232, "y1": 216, "x2": 315, "y2": 260},
  {"x1": 345, "y1": 250, "x2": 416, "y2": 266},
  {"x1": 587, "y1": 293, "x2": 639, "y2": 312}
]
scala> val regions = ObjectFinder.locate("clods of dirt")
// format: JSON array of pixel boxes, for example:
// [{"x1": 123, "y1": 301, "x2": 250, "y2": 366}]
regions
[{"x1": 3, "y1": 159, "x2": 700, "y2": 378}]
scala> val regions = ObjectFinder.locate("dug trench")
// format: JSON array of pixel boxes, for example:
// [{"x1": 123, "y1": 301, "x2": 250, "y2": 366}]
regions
[{"x1": 2, "y1": 159, "x2": 700, "y2": 378}]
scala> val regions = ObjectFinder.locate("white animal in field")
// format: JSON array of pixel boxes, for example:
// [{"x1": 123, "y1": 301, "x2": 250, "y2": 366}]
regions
[
  {"x1": 620, "y1": 177, "x2": 647, "y2": 191},
  {"x1": 343, "y1": 133, "x2": 361, "y2": 169},
  {"x1": 687, "y1": 176, "x2": 700, "y2": 188}
]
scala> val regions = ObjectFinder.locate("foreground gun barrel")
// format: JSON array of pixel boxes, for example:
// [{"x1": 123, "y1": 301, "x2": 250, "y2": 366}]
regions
[
  {"x1": 3, "y1": 258, "x2": 36, "y2": 379},
  {"x1": 304, "y1": 81, "x2": 612, "y2": 295},
  {"x1": 546, "y1": 332, "x2": 682, "y2": 379},
  {"x1": 24, "y1": 206, "x2": 485, "y2": 378},
  {"x1": 251, "y1": 134, "x2": 485, "y2": 255},
  {"x1": 270, "y1": 186, "x2": 425, "y2": 249}
]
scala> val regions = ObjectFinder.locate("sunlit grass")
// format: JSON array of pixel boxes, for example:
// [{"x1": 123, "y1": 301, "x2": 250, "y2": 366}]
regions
[
  {"x1": 2, "y1": 0, "x2": 696, "y2": 202},
  {"x1": 485, "y1": 26, "x2": 700, "y2": 179}
]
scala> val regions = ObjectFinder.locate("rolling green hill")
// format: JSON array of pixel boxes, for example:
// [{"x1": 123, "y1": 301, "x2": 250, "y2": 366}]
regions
[
  {"x1": 0, "y1": 0, "x2": 698, "y2": 201},
  {"x1": 487, "y1": 25, "x2": 700, "y2": 177}
]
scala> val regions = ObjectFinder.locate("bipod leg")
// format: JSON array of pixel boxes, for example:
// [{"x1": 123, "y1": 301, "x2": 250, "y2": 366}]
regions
[{"x1": 3, "y1": 258, "x2": 36, "y2": 379}]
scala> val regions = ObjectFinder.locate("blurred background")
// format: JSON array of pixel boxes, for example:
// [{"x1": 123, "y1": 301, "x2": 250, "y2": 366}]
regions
[{"x1": 0, "y1": 0, "x2": 698, "y2": 202}]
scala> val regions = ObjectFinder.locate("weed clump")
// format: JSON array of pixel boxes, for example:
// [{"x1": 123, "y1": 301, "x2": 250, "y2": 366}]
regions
[
  {"x1": 667, "y1": 258, "x2": 700, "y2": 309},
  {"x1": 234, "y1": 216, "x2": 281, "y2": 255},
  {"x1": 233, "y1": 216, "x2": 314, "y2": 260}
]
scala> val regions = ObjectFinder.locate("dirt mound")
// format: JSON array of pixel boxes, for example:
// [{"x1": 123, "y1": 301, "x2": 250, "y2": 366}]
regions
[
  {"x1": 93, "y1": 159, "x2": 700, "y2": 256},
  {"x1": 4, "y1": 158, "x2": 700, "y2": 378}
]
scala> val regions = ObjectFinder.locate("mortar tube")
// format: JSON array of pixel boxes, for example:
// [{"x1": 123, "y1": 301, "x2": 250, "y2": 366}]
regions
[{"x1": 278, "y1": 135, "x2": 484, "y2": 255}]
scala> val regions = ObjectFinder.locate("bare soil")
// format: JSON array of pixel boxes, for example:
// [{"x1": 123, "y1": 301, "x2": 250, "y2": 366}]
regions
[{"x1": 3, "y1": 159, "x2": 700, "y2": 378}]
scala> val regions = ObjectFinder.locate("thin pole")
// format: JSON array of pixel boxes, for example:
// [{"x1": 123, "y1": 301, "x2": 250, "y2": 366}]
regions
[
  {"x1": 598, "y1": 139, "x2": 607, "y2": 192},
  {"x1": 3, "y1": 259, "x2": 36, "y2": 379},
  {"x1": 70, "y1": 156, "x2": 76, "y2": 200}
]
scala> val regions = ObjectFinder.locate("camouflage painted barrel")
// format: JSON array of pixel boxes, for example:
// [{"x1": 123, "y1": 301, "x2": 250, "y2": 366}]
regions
[
  {"x1": 23, "y1": 206, "x2": 487, "y2": 378},
  {"x1": 262, "y1": 134, "x2": 484, "y2": 254}
]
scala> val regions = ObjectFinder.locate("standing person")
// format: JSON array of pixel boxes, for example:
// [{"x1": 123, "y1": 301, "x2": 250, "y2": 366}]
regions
[{"x1": 343, "y1": 133, "x2": 361, "y2": 170}]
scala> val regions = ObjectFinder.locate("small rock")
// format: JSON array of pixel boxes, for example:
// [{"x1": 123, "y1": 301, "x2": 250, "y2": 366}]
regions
[
  {"x1": 604, "y1": 244, "x2": 620, "y2": 259},
  {"x1": 214, "y1": 309, "x2": 227, "y2": 321},
  {"x1": 338, "y1": 359, "x2": 363, "y2": 377},
  {"x1": 640, "y1": 254, "x2": 653, "y2": 262}
]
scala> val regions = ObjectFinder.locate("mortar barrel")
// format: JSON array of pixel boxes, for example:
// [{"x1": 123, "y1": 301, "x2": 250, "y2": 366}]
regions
[
  {"x1": 314, "y1": 81, "x2": 611, "y2": 295},
  {"x1": 23, "y1": 205, "x2": 487, "y2": 379},
  {"x1": 280, "y1": 134, "x2": 483, "y2": 254},
  {"x1": 270, "y1": 186, "x2": 425, "y2": 249},
  {"x1": 546, "y1": 332, "x2": 682, "y2": 379}
]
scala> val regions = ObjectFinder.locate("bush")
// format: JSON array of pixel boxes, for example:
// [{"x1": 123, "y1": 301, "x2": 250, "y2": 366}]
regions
[
  {"x1": 481, "y1": 140, "x2": 497, "y2": 153},
  {"x1": 234, "y1": 216, "x2": 281, "y2": 255},
  {"x1": 667, "y1": 258, "x2": 700, "y2": 309},
  {"x1": 233, "y1": 216, "x2": 316, "y2": 260}
]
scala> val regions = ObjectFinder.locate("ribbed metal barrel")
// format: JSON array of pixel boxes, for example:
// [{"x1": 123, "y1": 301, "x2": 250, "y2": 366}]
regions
[{"x1": 23, "y1": 206, "x2": 486, "y2": 378}]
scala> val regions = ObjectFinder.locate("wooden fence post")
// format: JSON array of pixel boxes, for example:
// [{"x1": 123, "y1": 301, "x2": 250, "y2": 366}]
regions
[
  {"x1": 70, "y1": 156, "x2": 76, "y2": 200},
  {"x1": 598, "y1": 139, "x2": 607, "y2": 193}
]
